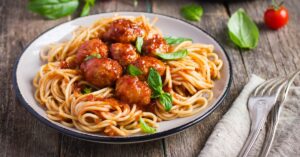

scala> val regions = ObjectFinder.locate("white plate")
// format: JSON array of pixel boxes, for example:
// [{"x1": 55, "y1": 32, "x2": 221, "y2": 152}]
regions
[{"x1": 13, "y1": 12, "x2": 232, "y2": 143}]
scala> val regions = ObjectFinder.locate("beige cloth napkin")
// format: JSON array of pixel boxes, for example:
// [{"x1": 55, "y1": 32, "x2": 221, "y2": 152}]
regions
[{"x1": 199, "y1": 75, "x2": 300, "y2": 157}]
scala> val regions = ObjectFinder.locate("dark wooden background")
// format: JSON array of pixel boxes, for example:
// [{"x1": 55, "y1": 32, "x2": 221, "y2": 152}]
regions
[{"x1": 1, "y1": 0, "x2": 300, "y2": 157}]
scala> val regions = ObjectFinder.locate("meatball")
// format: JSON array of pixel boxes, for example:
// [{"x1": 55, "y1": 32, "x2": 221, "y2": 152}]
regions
[
  {"x1": 115, "y1": 75, "x2": 151, "y2": 106},
  {"x1": 102, "y1": 19, "x2": 145, "y2": 43},
  {"x1": 133, "y1": 56, "x2": 166, "y2": 80},
  {"x1": 110, "y1": 43, "x2": 140, "y2": 67},
  {"x1": 80, "y1": 58, "x2": 122, "y2": 88},
  {"x1": 76, "y1": 39, "x2": 108, "y2": 64},
  {"x1": 142, "y1": 35, "x2": 169, "y2": 56}
]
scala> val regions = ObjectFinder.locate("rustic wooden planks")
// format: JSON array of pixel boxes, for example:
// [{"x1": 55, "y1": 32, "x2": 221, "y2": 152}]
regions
[{"x1": 0, "y1": 0, "x2": 69, "y2": 157}]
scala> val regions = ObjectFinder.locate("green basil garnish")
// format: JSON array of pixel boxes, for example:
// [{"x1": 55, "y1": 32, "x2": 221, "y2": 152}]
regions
[
  {"x1": 84, "y1": 53, "x2": 101, "y2": 61},
  {"x1": 180, "y1": 4, "x2": 203, "y2": 22},
  {"x1": 136, "y1": 37, "x2": 143, "y2": 53},
  {"x1": 139, "y1": 117, "x2": 156, "y2": 133},
  {"x1": 80, "y1": 3, "x2": 90, "y2": 17},
  {"x1": 127, "y1": 64, "x2": 143, "y2": 76},
  {"x1": 147, "y1": 68, "x2": 163, "y2": 95},
  {"x1": 80, "y1": 0, "x2": 95, "y2": 17},
  {"x1": 227, "y1": 8, "x2": 259, "y2": 49},
  {"x1": 83, "y1": 87, "x2": 92, "y2": 94},
  {"x1": 157, "y1": 49, "x2": 188, "y2": 60},
  {"x1": 147, "y1": 68, "x2": 173, "y2": 111},
  {"x1": 159, "y1": 93, "x2": 172, "y2": 111},
  {"x1": 164, "y1": 37, "x2": 192, "y2": 45},
  {"x1": 27, "y1": 0, "x2": 79, "y2": 20}
]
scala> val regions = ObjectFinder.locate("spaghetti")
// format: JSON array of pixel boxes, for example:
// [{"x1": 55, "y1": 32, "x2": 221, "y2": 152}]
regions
[{"x1": 33, "y1": 15, "x2": 223, "y2": 136}]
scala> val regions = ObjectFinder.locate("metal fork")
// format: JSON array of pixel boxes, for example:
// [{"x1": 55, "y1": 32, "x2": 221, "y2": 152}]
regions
[
  {"x1": 259, "y1": 70, "x2": 300, "y2": 157},
  {"x1": 238, "y1": 77, "x2": 288, "y2": 157}
]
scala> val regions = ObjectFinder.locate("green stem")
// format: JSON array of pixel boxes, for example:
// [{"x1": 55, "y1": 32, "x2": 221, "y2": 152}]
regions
[{"x1": 272, "y1": 0, "x2": 284, "y2": 10}]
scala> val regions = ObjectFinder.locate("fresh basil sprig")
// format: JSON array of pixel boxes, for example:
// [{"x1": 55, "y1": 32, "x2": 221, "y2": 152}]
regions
[
  {"x1": 27, "y1": 0, "x2": 79, "y2": 20},
  {"x1": 157, "y1": 49, "x2": 188, "y2": 60},
  {"x1": 139, "y1": 117, "x2": 156, "y2": 133},
  {"x1": 80, "y1": 0, "x2": 95, "y2": 17},
  {"x1": 148, "y1": 68, "x2": 163, "y2": 95},
  {"x1": 159, "y1": 93, "x2": 172, "y2": 111},
  {"x1": 147, "y1": 68, "x2": 173, "y2": 111},
  {"x1": 27, "y1": 0, "x2": 96, "y2": 19},
  {"x1": 127, "y1": 64, "x2": 143, "y2": 76},
  {"x1": 136, "y1": 37, "x2": 143, "y2": 53},
  {"x1": 164, "y1": 37, "x2": 192, "y2": 45},
  {"x1": 84, "y1": 53, "x2": 101, "y2": 61},
  {"x1": 227, "y1": 8, "x2": 259, "y2": 49},
  {"x1": 83, "y1": 87, "x2": 92, "y2": 94},
  {"x1": 180, "y1": 4, "x2": 203, "y2": 22}
]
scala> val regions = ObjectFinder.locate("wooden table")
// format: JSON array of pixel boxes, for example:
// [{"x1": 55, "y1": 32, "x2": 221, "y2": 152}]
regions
[{"x1": 1, "y1": 0, "x2": 299, "y2": 156}]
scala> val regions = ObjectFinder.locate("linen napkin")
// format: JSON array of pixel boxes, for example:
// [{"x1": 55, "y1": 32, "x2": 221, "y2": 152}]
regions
[{"x1": 199, "y1": 75, "x2": 300, "y2": 157}]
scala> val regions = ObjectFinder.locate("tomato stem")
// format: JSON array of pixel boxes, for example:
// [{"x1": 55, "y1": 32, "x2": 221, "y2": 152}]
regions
[{"x1": 272, "y1": 0, "x2": 284, "y2": 11}]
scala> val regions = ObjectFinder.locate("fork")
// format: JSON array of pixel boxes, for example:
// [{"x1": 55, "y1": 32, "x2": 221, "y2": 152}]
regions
[
  {"x1": 237, "y1": 77, "x2": 288, "y2": 157},
  {"x1": 259, "y1": 70, "x2": 300, "y2": 157}
]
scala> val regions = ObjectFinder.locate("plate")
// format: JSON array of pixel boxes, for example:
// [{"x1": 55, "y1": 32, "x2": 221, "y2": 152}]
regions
[{"x1": 13, "y1": 12, "x2": 232, "y2": 143}]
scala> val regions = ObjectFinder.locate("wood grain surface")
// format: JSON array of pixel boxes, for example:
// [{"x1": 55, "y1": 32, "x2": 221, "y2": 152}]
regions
[{"x1": 0, "y1": 0, "x2": 299, "y2": 157}]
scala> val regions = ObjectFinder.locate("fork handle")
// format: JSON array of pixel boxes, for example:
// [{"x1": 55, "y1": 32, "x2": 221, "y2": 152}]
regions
[
  {"x1": 238, "y1": 117, "x2": 267, "y2": 157},
  {"x1": 259, "y1": 105, "x2": 280, "y2": 157}
]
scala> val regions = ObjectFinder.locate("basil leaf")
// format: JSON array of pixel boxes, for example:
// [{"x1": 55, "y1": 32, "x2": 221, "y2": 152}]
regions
[
  {"x1": 86, "y1": 0, "x2": 95, "y2": 6},
  {"x1": 164, "y1": 37, "x2": 192, "y2": 45},
  {"x1": 147, "y1": 68, "x2": 173, "y2": 111},
  {"x1": 83, "y1": 87, "x2": 92, "y2": 94},
  {"x1": 27, "y1": 0, "x2": 79, "y2": 20},
  {"x1": 159, "y1": 92, "x2": 172, "y2": 111},
  {"x1": 127, "y1": 64, "x2": 143, "y2": 76},
  {"x1": 80, "y1": 2, "x2": 91, "y2": 17},
  {"x1": 136, "y1": 37, "x2": 143, "y2": 53},
  {"x1": 139, "y1": 118, "x2": 156, "y2": 133},
  {"x1": 227, "y1": 8, "x2": 259, "y2": 49},
  {"x1": 80, "y1": 0, "x2": 95, "y2": 17},
  {"x1": 157, "y1": 49, "x2": 188, "y2": 60},
  {"x1": 180, "y1": 4, "x2": 203, "y2": 22},
  {"x1": 151, "y1": 92, "x2": 161, "y2": 99},
  {"x1": 84, "y1": 53, "x2": 101, "y2": 61},
  {"x1": 147, "y1": 68, "x2": 163, "y2": 94}
]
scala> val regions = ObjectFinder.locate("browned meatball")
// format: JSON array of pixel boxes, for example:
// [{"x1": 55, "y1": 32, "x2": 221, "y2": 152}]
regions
[
  {"x1": 110, "y1": 43, "x2": 140, "y2": 67},
  {"x1": 80, "y1": 58, "x2": 122, "y2": 88},
  {"x1": 102, "y1": 19, "x2": 145, "y2": 43},
  {"x1": 76, "y1": 39, "x2": 108, "y2": 64},
  {"x1": 133, "y1": 56, "x2": 166, "y2": 80},
  {"x1": 115, "y1": 75, "x2": 151, "y2": 106},
  {"x1": 142, "y1": 35, "x2": 169, "y2": 56}
]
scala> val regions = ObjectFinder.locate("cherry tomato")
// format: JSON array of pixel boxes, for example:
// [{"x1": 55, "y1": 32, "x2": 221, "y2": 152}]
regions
[{"x1": 264, "y1": 5, "x2": 289, "y2": 30}]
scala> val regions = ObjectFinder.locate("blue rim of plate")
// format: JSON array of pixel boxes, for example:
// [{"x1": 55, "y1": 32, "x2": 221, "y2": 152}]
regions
[{"x1": 13, "y1": 12, "x2": 233, "y2": 144}]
